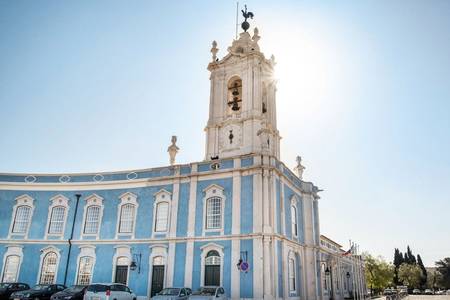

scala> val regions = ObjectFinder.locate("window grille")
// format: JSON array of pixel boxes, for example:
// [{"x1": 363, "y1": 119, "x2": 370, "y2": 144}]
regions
[
  {"x1": 2, "y1": 255, "x2": 20, "y2": 282},
  {"x1": 205, "y1": 250, "x2": 221, "y2": 265},
  {"x1": 12, "y1": 206, "x2": 31, "y2": 233},
  {"x1": 40, "y1": 252, "x2": 57, "y2": 284},
  {"x1": 48, "y1": 206, "x2": 65, "y2": 234},
  {"x1": 119, "y1": 204, "x2": 135, "y2": 233},
  {"x1": 206, "y1": 197, "x2": 222, "y2": 229},
  {"x1": 154, "y1": 202, "x2": 169, "y2": 232},
  {"x1": 77, "y1": 256, "x2": 93, "y2": 285},
  {"x1": 84, "y1": 206, "x2": 100, "y2": 234}
]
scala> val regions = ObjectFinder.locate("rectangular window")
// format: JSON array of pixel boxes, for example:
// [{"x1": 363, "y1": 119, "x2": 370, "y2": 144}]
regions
[
  {"x1": 48, "y1": 206, "x2": 66, "y2": 234},
  {"x1": 84, "y1": 206, "x2": 100, "y2": 234},
  {"x1": 206, "y1": 197, "x2": 222, "y2": 229},
  {"x1": 77, "y1": 256, "x2": 93, "y2": 285},
  {"x1": 119, "y1": 204, "x2": 135, "y2": 233},
  {"x1": 155, "y1": 202, "x2": 169, "y2": 232},
  {"x1": 12, "y1": 206, "x2": 31, "y2": 234}
]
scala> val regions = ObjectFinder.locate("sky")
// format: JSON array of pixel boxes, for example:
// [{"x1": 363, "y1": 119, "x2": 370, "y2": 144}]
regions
[{"x1": 0, "y1": 1, "x2": 449, "y2": 266}]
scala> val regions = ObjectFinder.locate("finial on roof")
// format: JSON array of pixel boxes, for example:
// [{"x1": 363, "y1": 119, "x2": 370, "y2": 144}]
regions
[
  {"x1": 167, "y1": 136, "x2": 180, "y2": 166},
  {"x1": 211, "y1": 40, "x2": 218, "y2": 62},
  {"x1": 294, "y1": 156, "x2": 306, "y2": 179},
  {"x1": 252, "y1": 27, "x2": 260, "y2": 42},
  {"x1": 241, "y1": 5, "x2": 254, "y2": 32}
]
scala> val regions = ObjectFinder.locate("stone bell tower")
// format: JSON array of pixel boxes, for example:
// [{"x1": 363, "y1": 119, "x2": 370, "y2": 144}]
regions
[{"x1": 204, "y1": 15, "x2": 281, "y2": 161}]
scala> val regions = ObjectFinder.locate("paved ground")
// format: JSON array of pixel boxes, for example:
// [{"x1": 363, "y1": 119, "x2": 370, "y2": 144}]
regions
[{"x1": 406, "y1": 297, "x2": 450, "y2": 300}]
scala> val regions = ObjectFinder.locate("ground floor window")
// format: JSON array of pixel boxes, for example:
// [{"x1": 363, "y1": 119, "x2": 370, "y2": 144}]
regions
[
  {"x1": 2, "y1": 255, "x2": 20, "y2": 282},
  {"x1": 150, "y1": 256, "x2": 165, "y2": 298},
  {"x1": 40, "y1": 252, "x2": 58, "y2": 284},
  {"x1": 77, "y1": 256, "x2": 94, "y2": 285},
  {"x1": 289, "y1": 257, "x2": 296, "y2": 293},
  {"x1": 114, "y1": 256, "x2": 129, "y2": 285}
]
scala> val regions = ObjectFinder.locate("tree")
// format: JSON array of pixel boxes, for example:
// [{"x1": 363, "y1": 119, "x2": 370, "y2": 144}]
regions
[
  {"x1": 435, "y1": 257, "x2": 450, "y2": 289},
  {"x1": 405, "y1": 246, "x2": 417, "y2": 265},
  {"x1": 364, "y1": 253, "x2": 395, "y2": 295},
  {"x1": 417, "y1": 254, "x2": 428, "y2": 288},
  {"x1": 393, "y1": 248, "x2": 404, "y2": 285},
  {"x1": 398, "y1": 263, "x2": 422, "y2": 288},
  {"x1": 427, "y1": 270, "x2": 444, "y2": 290}
]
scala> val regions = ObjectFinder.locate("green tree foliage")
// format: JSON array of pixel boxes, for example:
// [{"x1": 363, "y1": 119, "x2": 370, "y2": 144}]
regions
[
  {"x1": 393, "y1": 248, "x2": 405, "y2": 285},
  {"x1": 428, "y1": 270, "x2": 444, "y2": 289},
  {"x1": 364, "y1": 253, "x2": 394, "y2": 294},
  {"x1": 435, "y1": 257, "x2": 450, "y2": 288},
  {"x1": 398, "y1": 263, "x2": 422, "y2": 288},
  {"x1": 417, "y1": 254, "x2": 428, "y2": 288},
  {"x1": 405, "y1": 246, "x2": 417, "y2": 264}
]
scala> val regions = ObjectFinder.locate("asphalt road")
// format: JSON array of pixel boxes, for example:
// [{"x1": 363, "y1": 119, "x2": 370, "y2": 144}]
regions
[{"x1": 406, "y1": 297, "x2": 450, "y2": 299}]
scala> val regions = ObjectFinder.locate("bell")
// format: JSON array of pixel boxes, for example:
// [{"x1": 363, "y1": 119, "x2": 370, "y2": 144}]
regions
[{"x1": 231, "y1": 98, "x2": 240, "y2": 111}]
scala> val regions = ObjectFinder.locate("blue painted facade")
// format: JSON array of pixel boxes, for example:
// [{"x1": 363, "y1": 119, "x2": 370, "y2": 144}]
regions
[{"x1": 0, "y1": 154, "x2": 324, "y2": 299}]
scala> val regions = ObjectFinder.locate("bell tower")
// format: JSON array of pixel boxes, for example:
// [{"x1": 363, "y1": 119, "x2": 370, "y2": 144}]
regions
[{"x1": 204, "y1": 10, "x2": 280, "y2": 161}]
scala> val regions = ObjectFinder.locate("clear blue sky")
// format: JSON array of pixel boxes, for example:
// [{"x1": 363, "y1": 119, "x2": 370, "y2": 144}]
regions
[{"x1": 1, "y1": 1, "x2": 449, "y2": 266}]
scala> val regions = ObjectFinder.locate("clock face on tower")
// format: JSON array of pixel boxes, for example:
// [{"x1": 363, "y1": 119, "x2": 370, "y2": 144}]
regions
[{"x1": 219, "y1": 124, "x2": 242, "y2": 151}]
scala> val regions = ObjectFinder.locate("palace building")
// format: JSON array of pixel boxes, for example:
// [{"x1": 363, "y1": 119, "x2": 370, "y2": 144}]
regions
[{"x1": 0, "y1": 12, "x2": 366, "y2": 300}]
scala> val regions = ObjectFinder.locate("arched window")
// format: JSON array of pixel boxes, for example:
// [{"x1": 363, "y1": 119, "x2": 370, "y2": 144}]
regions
[
  {"x1": 40, "y1": 252, "x2": 58, "y2": 284},
  {"x1": 204, "y1": 250, "x2": 221, "y2": 286},
  {"x1": 84, "y1": 206, "x2": 100, "y2": 234},
  {"x1": 2, "y1": 255, "x2": 20, "y2": 282},
  {"x1": 12, "y1": 206, "x2": 31, "y2": 234},
  {"x1": 119, "y1": 204, "x2": 135, "y2": 233},
  {"x1": 153, "y1": 256, "x2": 164, "y2": 266},
  {"x1": 227, "y1": 77, "x2": 243, "y2": 112},
  {"x1": 154, "y1": 202, "x2": 169, "y2": 232},
  {"x1": 48, "y1": 206, "x2": 66, "y2": 234},
  {"x1": 288, "y1": 256, "x2": 296, "y2": 293},
  {"x1": 114, "y1": 256, "x2": 129, "y2": 285},
  {"x1": 206, "y1": 197, "x2": 222, "y2": 230},
  {"x1": 291, "y1": 204, "x2": 298, "y2": 237},
  {"x1": 77, "y1": 256, "x2": 94, "y2": 285}
]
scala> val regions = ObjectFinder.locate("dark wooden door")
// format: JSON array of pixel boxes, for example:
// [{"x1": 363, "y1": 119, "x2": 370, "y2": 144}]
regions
[
  {"x1": 204, "y1": 265, "x2": 220, "y2": 286},
  {"x1": 151, "y1": 265, "x2": 165, "y2": 297},
  {"x1": 115, "y1": 266, "x2": 128, "y2": 285}
]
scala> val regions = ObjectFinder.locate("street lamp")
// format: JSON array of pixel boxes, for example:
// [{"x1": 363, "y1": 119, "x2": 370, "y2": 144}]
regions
[
  {"x1": 130, "y1": 253, "x2": 141, "y2": 273},
  {"x1": 325, "y1": 266, "x2": 331, "y2": 276}
]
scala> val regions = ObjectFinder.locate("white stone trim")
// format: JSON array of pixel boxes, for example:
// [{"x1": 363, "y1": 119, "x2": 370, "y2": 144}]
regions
[
  {"x1": 8, "y1": 194, "x2": 34, "y2": 239},
  {"x1": 168, "y1": 176, "x2": 180, "y2": 238},
  {"x1": 184, "y1": 241, "x2": 194, "y2": 287},
  {"x1": 81, "y1": 194, "x2": 104, "y2": 239},
  {"x1": 152, "y1": 189, "x2": 172, "y2": 236},
  {"x1": 115, "y1": 192, "x2": 139, "y2": 239},
  {"x1": 202, "y1": 184, "x2": 225, "y2": 235},
  {"x1": 231, "y1": 239, "x2": 240, "y2": 299},
  {"x1": 74, "y1": 245, "x2": 96, "y2": 285},
  {"x1": 199, "y1": 243, "x2": 224, "y2": 286},
  {"x1": 1, "y1": 245, "x2": 23, "y2": 283},
  {"x1": 186, "y1": 171, "x2": 197, "y2": 237},
  {"x1": 231, "y1": 159, "x2": 241, "y2": 235},
  {"x1": 112, "y1": 245, "x2": 132, "y2": 285},
  {"x1": 291, "y1": 196, "x2": 299, "y2": 239},
  {"x1": 147, "y1": 244, "x2": 168, "y2": 299},
  {"x1": 37, "y1": 246, "x2": 61, "y2": 284},
  {"x1": 45, "y1": 194, "x2": 70, "y2": 239},
  {"x1": 288, "y1": 250, "x2": 297, "y2": 296}
]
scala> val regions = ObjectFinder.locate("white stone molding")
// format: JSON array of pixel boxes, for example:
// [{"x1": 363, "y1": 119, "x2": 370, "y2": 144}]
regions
[
  {"x1": 152, "y1": 189, "x2": 172, "y2": 236},
  {"x1": 111, "y1": 245, "x2": 131, "y2": 285},
  {"x1": 288, "y1": 249, "x2": 297, "y2": 296},
  {"x1": 187, "y1": 171, "x2": 197, "y2": 237},
  {"x1": 199, "y1": 242, "x2": 224, "y2": 287},
  {"x1": 0, "y1": 245, "x2": 23, "y2": 283},
  {"x1": 37, "y1": 246, "x2": 61, "y2": 284},
  {"x1": 81, "y1": 194, "x2": 104, "y2": 239},
  {"x1": 147, "y1": 244, "x2": 168, "y2": 299},
  {"x1": 202, "y1": 184, "x2": 226, "y2": 235},
  {"x1": 8, "y1": 194, "x2": 35, "y2": 239},
  {"x1": 115, "y1": 192, "x2": 139, "y2": 239},
  {"x1": 74, "y1": 245, "x2": 96, "y2": 285},
  {"x1": 230, "y1": 239, "x2": 240, "y2": 299},
  {"x1": 44, "y1": 194, "x2": 70, "y2": 240},
  {"x1": 231, "y1": 158, "x2": 241, "y2": 235},
  {"x1": 168, "y1": 178, "x2": 180, "y2": 238}
]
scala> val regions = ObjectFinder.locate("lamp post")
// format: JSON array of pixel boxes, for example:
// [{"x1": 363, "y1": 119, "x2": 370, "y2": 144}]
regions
[
  {"x1": 325, "y1": 266, "x2": 334, "y2": 300},
  {"x1": 346, "y1": 272, "x2": 351, "y2": 299},
  {"x1": 130, "y1": 253, "x2": 141, "y2": 273}
]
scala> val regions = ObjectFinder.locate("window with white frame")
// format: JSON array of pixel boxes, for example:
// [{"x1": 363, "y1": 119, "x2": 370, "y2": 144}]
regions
[
  {"x1": 154, "y1": 202, "x2": 169, "y2": 232},
  {"x1": 2, "y1": 255, "x2": 20, "y2": 282},
  {"x1": 119, "y1": 204, "x2": 135, "y2": 233},
  {"x1": 12, "y1": 206, "x2": 32, "y2": 234},
  {"x1": 116, "y1": 192, "x2": 138, "y2": 237},
  {"x1": 84, "y1": 206, "x2": 100, "y2": 234},
  {"x1": 40, "y1": 251, "x2": 58, "y2": 284},
  {"x1": 77, "y1": 256, "x2": 94, "y2": 285},
  {"x1": 289, "y1": 256, "x2": 296, "y2": 293},
  {"x1": 206, "y1": 197, "x2": 222, "y2": 229},
  {"x1": 291, "y1": 204, "x2": 298, "y2": 237},
  {"x1": 48, "y1": 206, "x2": 66, "y2": 234}
]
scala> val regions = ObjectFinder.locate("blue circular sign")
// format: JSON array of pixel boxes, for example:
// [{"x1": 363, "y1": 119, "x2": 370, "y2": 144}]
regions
[{"x1": 240, "y1": 261, "x2": 250, "y2": 272}]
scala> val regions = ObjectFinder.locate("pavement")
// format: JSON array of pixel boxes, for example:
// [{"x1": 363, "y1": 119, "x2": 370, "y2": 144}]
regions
[{"x1": 375, "y1": 297, "x2": 450, "y2": 300}]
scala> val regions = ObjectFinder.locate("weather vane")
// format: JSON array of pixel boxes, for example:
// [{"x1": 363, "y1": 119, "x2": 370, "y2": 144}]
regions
[{"x1": 241, "y1": 5, "x2": 254, "y2": 32}]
